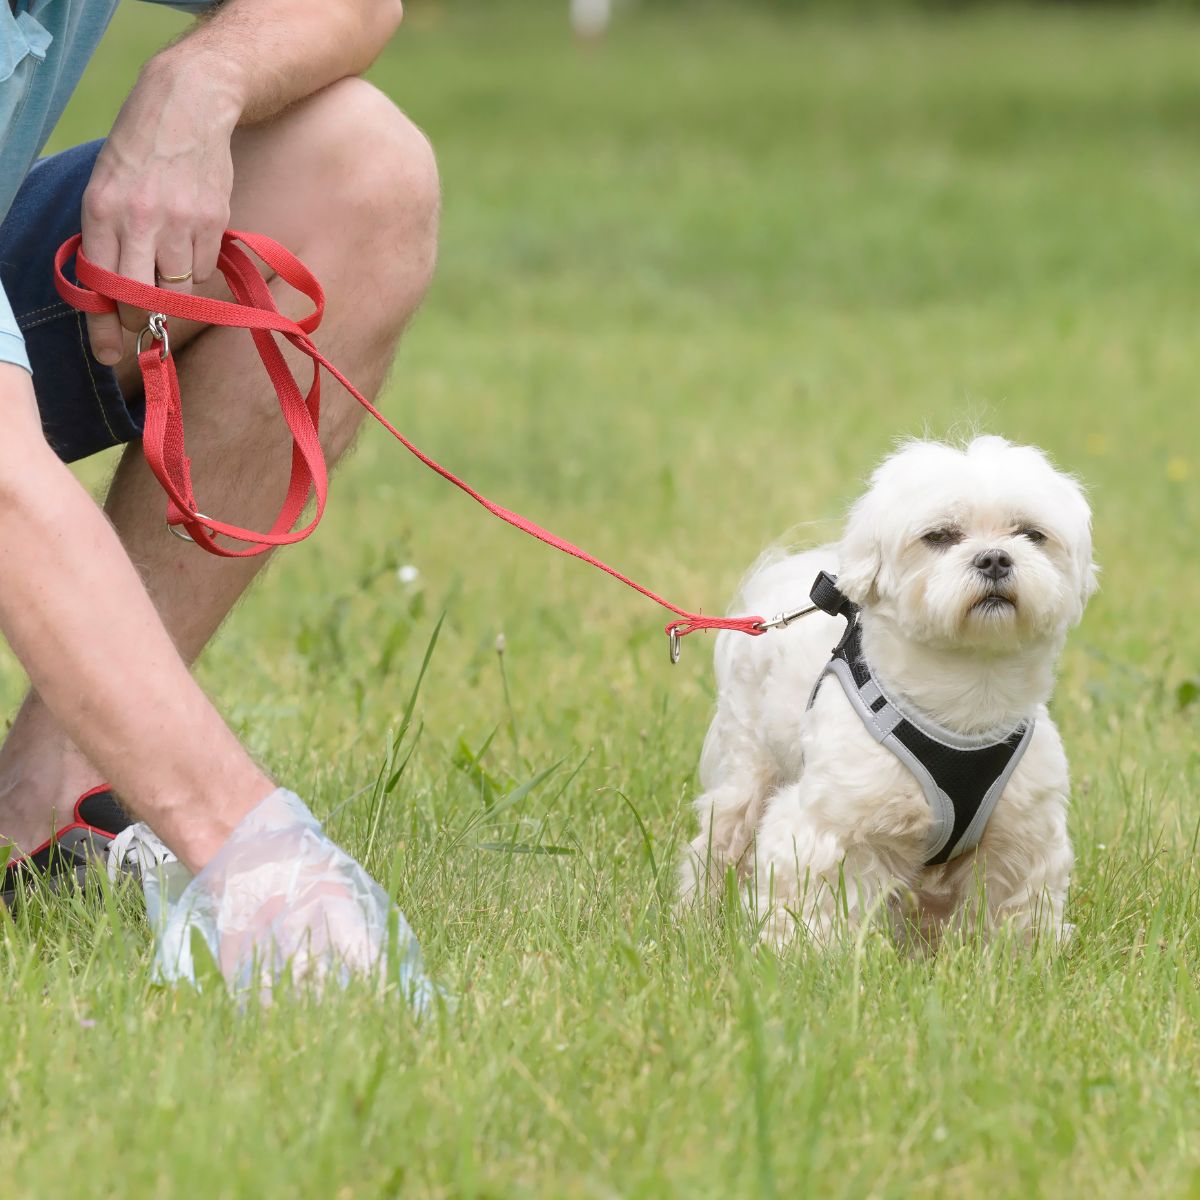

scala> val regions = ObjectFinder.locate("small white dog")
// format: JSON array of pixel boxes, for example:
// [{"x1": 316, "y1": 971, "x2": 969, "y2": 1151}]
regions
[{"x1": 679, "y1": 436, "x2": 1097, "y2": 950}]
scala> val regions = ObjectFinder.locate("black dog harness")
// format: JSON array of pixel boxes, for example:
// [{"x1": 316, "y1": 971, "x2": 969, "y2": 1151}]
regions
[{"x1": 806, "y1": 572, "x2": 1035, "y2": 866}]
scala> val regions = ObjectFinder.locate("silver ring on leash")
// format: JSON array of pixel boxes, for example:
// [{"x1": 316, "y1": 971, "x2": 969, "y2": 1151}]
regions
[
  {"x1": 136, "y1": 312, "x2": 170, "y2": 361},
  {"x1": 668, "y1": 627, "x2": 682, "y2": 664},
  {"x1": 168, "y1": 512, "x2": 213, "y2": 542}
]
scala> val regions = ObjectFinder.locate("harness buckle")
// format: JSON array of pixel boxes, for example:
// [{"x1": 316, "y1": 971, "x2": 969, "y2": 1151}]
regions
[{"x1": 136, "y1": 312, "x2": 170, "y2": 361}]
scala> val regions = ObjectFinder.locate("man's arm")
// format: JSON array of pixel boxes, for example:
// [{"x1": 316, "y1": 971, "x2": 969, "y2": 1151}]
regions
[
  {"x1": 82, "y1": 0, "x2": 405, "y2": 364},
  {"x1": 0, "y1": 364, "x2": 273, "y2": 870}
]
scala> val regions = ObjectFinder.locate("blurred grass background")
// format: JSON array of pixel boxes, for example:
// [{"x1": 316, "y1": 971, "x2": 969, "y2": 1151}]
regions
[{"x1": 0, "y1": 2, "x2": 1197, "y2": 1197}]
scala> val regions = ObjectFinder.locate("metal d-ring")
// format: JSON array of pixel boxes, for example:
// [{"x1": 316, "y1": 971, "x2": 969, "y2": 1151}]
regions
[
  {"x1": 668, "y1": 627, "x2": 682, "y2": 664},
  {"x1": 136, "y1": 312, "x2": 170, "y2": 361},
  {"x1": 168, "y1": 512, "x2": 213, "y2": 542}
]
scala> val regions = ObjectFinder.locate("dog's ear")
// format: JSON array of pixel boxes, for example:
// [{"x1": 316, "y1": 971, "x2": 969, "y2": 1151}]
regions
[
  {"x1": 1059, "y1": 472, "x2": 1099, "y2": 624},
  {"x1": 835, "y1": 491, "x2": 885, "y2": 606},
  {"x1": 1071, "y1": 517, "x2": 1099, "y2": 622},
  {"x1": 1076, "y1": 546, "x2": 1099, "y2": 616}
]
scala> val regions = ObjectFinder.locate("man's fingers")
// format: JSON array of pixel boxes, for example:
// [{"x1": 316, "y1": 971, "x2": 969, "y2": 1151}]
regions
[
  {"x1": 116, "y1": 243, "x2": 157, "y2": 337},
  {"x1": 80, "y1": 215, "x2": 124, "y2": 367},
  {"x1": 85, "y1": 304, "x2": 126, "y2": 368},
  {"x1": 155, "y1": 234, "x2": 195, "y2": 297},
  {"x1": 192, "y1": 227, "x2": 223, "y2": 289}
]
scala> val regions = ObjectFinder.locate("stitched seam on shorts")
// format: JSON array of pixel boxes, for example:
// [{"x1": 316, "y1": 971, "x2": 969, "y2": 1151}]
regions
[
  {"x1": 21, "y1": 308, "x2": 74, "y2": 331},
  {"x1": 17, "y1": 300, "x2": 70, "y2": 324},
  {"x1": 75, "y1": 311, "x2": 121, "y2": 444}
]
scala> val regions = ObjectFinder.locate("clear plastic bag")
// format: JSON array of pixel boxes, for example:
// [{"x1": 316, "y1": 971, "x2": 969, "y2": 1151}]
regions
[{"x1": 111, "y1": 789, "x2": 435, "y2": 1007}]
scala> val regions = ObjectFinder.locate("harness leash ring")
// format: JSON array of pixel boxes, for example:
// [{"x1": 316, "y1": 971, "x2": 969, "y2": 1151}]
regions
[{"x1": 54, "y1": 230, "x2": 807, "y2": 663}]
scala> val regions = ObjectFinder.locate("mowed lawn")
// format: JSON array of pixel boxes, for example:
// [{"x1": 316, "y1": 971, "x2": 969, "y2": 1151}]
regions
[{"x1": 2, "y1": 3, "x2": 1198, "y2": 1196}]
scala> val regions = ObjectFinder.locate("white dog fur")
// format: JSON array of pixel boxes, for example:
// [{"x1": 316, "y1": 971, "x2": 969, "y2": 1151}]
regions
[{"x1": 679, "y1": 436, "x2": 1097, "y2": 950}]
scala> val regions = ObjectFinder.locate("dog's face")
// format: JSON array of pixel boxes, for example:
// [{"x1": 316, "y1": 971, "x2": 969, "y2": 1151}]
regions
[{"x1": 837, "y1": 437, "x2": 1097, "y2": 651}]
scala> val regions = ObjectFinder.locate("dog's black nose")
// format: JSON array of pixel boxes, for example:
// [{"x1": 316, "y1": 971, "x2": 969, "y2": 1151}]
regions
[{"x1": 973, "y1": 548, "x2": 1013, "y2": 581}]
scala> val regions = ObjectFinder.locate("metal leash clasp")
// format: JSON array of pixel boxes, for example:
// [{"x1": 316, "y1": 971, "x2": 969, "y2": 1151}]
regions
[
  {"x1": 136, "y1": 311, "x2": 170, "y2": 361},
  {"x1": 755, "y1": 601, "x2": 819, "y2": 632},
  {"x1": 667, "y1": 599, "x2": 821, "y2": 664}
]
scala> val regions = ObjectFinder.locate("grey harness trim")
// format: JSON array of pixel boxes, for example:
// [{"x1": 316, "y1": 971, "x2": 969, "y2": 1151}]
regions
[{"x1": 805, "y1": 572, "x2": 1035, "y2": 866}]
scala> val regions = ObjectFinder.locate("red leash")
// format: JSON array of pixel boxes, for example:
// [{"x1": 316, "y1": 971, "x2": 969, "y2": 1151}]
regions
[{"x1": 54, "y1": 231, "x2": 792, "y2": 661}]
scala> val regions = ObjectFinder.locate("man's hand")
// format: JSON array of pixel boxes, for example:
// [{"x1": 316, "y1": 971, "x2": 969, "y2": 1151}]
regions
[
  {"x1": 82, "y1": 56, "x2": 237, "y2": 365},
  {"x1": 80, "y1": 0, "x2": 405, "y2": 367}
]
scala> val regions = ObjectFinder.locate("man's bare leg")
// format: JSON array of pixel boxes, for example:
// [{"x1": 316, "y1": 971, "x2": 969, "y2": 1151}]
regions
[{"x1": 0, "y1": 81, "x2": 438, "y2": 856}]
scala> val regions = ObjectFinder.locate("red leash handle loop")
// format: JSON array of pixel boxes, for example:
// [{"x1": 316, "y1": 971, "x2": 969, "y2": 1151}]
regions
[
  {"x1": 55, "y1": 232, "x2": 325, "y2": 331},
  {"x1": 53, "y1": 232, "x2": 768, "y2": 655},
  {"x1": 57, "y1": 231, "x2": 330, "y2": 557}
]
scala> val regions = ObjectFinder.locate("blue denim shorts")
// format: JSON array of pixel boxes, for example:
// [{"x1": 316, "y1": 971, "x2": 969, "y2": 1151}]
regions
[{"x1": 0, "y1": 140, "x2": 144, "y2": 463}]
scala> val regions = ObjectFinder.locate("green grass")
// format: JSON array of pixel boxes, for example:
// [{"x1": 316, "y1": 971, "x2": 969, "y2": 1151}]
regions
[{"x1": 3, "y1": 3, "x2": 1200, "y2": 1196}]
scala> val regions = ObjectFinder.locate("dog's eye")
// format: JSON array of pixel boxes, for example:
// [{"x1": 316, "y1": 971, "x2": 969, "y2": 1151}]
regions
[
  {"x1": 921, "y1": 528, "x2": 962, "y2": 549},
  {"x1": 1017, "y1": 527, "x2": 1047, "y2": 545}
]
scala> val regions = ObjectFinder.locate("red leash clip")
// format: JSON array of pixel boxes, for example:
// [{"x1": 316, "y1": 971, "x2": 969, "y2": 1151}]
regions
[{"x1": 54, "y1": 231, "x2": 782, "y2": 662}]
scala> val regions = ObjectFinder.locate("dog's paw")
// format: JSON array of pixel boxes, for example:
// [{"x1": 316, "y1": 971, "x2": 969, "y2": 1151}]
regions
[
  {"x1": 757, "y1": 902, "x2": 803, "y2": 952},
  {"x1": 1053, "y1": 920, "x2": 1076, "y2": 952}
]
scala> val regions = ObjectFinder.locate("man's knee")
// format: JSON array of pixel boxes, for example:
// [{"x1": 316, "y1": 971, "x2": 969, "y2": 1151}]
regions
[{"x1": 307, "y1": 79, "x2": 440, "y2": 308}]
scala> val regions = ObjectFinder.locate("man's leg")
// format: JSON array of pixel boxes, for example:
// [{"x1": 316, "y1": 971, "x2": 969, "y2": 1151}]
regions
[{"x1": 0, "y1": 80, "x2": 439, "y2": 857}]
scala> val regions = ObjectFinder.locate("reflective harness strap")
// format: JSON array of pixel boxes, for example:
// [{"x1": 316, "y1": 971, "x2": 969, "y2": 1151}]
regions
[
  {"x1": 805, "y1": 572, "x2": 1035, "y2": 866},
  {"x1": 53, "y1": 231, "x2": 770, "y2": 651}
]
